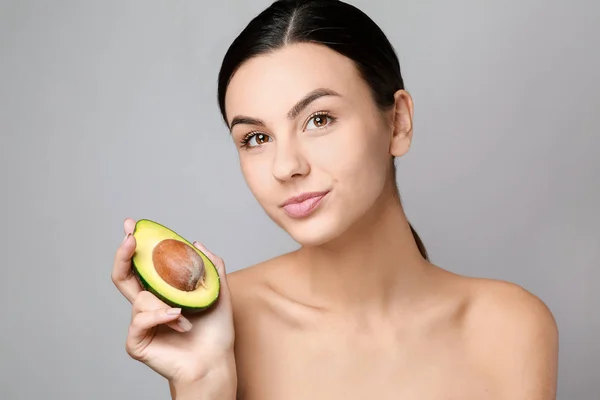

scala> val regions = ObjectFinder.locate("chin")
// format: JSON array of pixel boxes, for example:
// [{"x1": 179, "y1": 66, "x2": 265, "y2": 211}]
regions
[
  {"x1": 287, "y1": 224, "x2": 342, "y2": 247},
  {"x1": 274, "y1": 208, "x2": 356, "y2": 248}
]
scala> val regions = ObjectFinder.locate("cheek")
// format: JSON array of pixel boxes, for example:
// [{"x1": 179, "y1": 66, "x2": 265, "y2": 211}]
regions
[
  {"x1": 314, "y1": 122, "x2": 390, "y2": 186},
  {"x1": 239, "y1": 155, "x2": 273, "y2": 201}
]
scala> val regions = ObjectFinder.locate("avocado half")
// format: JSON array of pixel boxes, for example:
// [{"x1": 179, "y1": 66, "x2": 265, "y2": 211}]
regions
[{"x1": 131, "y1": 219, "x2": 220, "y2": 313}]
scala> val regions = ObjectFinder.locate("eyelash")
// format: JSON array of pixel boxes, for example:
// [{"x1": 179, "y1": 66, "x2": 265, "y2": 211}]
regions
[{"x1": 239, "y1": 111, "x2": 337, "y2": 149}]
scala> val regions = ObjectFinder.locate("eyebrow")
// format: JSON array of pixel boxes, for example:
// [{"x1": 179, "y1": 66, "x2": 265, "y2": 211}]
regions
[{"x1": 228, "y1": 88, "x2": 341, "y2": 132}]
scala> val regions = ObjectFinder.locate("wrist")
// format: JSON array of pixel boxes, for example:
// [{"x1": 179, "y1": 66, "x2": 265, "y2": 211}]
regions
[
  {"x1": 171, "y1": 355, "x2": 237, "y2": 400},
  {"x1": 171, "y1": 380, "x2": 236, "y2": 400}
]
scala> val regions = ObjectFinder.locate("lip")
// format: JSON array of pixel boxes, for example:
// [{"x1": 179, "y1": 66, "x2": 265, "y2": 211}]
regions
[
  {"x1": 280, "y1": 190, "x2": 330, "y2": 218},
  {"x1": 280, "y1": 190, "x2": 330, "y2": 207}
]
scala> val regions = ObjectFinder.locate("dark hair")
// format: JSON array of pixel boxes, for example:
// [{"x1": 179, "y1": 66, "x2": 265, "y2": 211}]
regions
[{"x1": 217, "y1": 0, "x2": 429, "y2": 261}]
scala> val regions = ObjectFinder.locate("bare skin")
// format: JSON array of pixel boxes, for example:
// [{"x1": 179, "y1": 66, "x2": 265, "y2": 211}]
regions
[
  {"x1": 114, "y1": 41, "x2": 558, "y2": 400},
  {"x1": 222, "y1": 42, "x2": 558, "y2": 399},
  {"x1": 227, "y1": 232, "x2": 558, "y2": 400},
  {"x1": 225, "y1": 181, "x2": 558, "y2": 399}
]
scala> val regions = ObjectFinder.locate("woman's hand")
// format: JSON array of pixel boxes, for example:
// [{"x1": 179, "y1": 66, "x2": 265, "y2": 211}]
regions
[{"x1": 111, "y1": 218, "x2": 236, "y2": 386}]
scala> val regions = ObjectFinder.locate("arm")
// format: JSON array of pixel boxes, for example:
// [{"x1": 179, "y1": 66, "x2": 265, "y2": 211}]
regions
[
  {"x1": 496, "y1": 300, "x2": 558, "y2": 399},
  {"x1": 169, "y1": 356, "x2": 238, "y2": 400},
  {"x1": 169, "y1": 380, "x2": 236, "y2": 400},
  {"x1": 470, "y1": 281, "x2": 559, "y2": 399}
]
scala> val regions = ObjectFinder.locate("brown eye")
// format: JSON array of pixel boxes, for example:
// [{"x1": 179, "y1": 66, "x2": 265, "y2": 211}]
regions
[
  {"x1": 242, "y1": 132, "x2": 272, "y2": 148},
  {"x1": 313, "y1": 115, "x2": 327, "y2": 127},
  {"x1": 305, "y1": 113, "x2": 334, "y2": 131}
]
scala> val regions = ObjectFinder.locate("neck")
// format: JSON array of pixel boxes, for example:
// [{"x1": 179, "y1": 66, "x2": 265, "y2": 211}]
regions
[{"x1": 295, "y1": 185, "x2": 430, "y2": 314}]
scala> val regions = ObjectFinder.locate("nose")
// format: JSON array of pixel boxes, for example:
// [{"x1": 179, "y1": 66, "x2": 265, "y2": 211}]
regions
[{"x1": 272, "y1": 138, "x2": 310, "y2": 182}]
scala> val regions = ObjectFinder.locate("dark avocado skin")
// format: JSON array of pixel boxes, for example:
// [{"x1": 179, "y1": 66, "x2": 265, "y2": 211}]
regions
[{"x1": 131, "y1": 219, "x2": 220, "y2": 313}]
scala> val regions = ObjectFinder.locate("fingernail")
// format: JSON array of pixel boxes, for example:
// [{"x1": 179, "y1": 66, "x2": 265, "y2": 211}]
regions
[
  {"x1": 177, "y1": 316, "x2": 193, "y2": 331},
  {"x1": 123, "y1": 233, "x2": 130, "y2": 243},
  {"x1": 166, "y1": 308, "x2": 181, "y2": 315}
]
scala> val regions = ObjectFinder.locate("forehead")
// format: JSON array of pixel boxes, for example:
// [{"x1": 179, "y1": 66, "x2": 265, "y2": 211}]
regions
[{"x1": 224, "y1": 43, "x2": 365, "y2": 123}]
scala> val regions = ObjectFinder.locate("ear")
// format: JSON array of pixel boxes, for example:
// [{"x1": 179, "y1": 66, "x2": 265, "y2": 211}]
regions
[{"x1": 389, "y1": 89, "x2": 414, "y2": 158}]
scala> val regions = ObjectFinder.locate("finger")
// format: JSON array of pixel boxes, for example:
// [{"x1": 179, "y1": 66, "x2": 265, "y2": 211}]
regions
[
  {"x1": 132, "y1": 290, "x2": 164, "y2": 315},
  {"x1": 193, "y1": 241, "x2": 232, "y2": 302},
  {"x1": 124, "y1": 217, "x2": 136, "y2": 235},
  {"x1": 132, "y1": 290, "x2": 191, "y2": 333},
  {"x1": 111, "y1": 232, "x2": 142, "y2": 303},
  {"x1": 126, "y1": 308, "x2": 187, "y2": 360},
  {"x1": 192, "y1": 241, "x2": 226, "y2": 276}
]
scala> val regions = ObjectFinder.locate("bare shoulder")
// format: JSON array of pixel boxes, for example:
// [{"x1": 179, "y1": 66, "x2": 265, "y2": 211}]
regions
[
  {"x1": 463, "y1": 277, "x2": 557, "y2": 327},
  {"x1": 226, "y1": 257, "x2": 278, "y2": 302},
  {"x1": 463, "y1": 277, "x2": 559, "y2": 348},
  {"x1": 461, "y1": 276, "x2": 559, "y2": 399},
  {"x1": 225, "y1": 253, "x2": 292, "y2": 316}
]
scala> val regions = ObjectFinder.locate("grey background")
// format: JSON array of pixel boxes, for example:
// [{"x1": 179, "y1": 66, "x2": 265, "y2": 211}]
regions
[{"x1": 1, "y1": 0, "x2": 598, "y2": 399}]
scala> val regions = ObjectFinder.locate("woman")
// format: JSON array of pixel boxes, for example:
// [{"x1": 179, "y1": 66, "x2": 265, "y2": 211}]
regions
[{"x1": 111, "y1": 1, "x2": 559, "y2": 399}]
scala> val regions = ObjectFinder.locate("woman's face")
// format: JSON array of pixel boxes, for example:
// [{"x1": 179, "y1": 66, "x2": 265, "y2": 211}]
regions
[{"x1": 224, "y1": 43, "x2": 412, "y2": 246}]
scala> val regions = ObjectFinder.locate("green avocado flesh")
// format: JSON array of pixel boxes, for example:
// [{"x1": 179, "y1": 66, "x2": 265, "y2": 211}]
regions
[{"x1": 131, "y1": 219, "x2": 220, "y2": 312}]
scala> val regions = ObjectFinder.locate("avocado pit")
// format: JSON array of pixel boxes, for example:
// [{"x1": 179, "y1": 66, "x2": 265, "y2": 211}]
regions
[{"x1": 152, "y1": 239, "x2": 206, "y2": 291}]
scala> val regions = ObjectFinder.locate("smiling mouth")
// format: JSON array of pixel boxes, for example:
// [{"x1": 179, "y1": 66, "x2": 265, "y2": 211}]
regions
[{"x1": 280, "y1": 191, "x2": 330, "y2": 218}]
